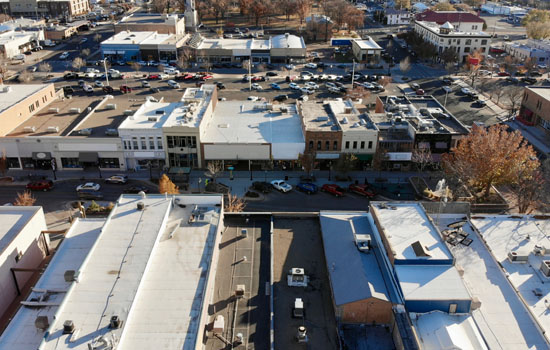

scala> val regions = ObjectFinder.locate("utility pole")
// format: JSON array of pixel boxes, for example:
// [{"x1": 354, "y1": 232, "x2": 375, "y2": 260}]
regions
[
  {"x1": 351, "y1": 59, "x2": 356, "y2": 89},
  {"x1": 103, "y1": 58, "x2": 110, "y2": 86}
]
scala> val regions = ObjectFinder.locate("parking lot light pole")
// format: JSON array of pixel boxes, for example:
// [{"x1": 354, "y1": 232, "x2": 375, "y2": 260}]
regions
[
  {"x1": 351, "y1": 59, "x2": 356, "y2": 88},
  {"x1": 444, "y1": 90, "x2": 449, "y2": 107},
  {"x1": 102, "y1": 59, "x2": 110, "y2": 86}
]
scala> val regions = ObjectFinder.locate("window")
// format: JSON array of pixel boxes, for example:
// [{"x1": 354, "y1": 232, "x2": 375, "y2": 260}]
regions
[
  {"x1": 540, "y1": 119, "x2": 550, "y2": 130},
  {"x1": 149, "y1": 137, "x2": 155, "y2": 149},
  {"x1": 325, "y1": 141, "x2": 330, "y2": 150},
  {"x1": 35, "y1": 101, "x2": 39, "y2": 108},
  {"x1": 309, "y1": 140, "x2": 313, "y2": 150},
  {"x1": 456, "y1": 39, "x2": 461, "y2": 45},
  {"x1": 345, "y1": 141, "x2": 350, "y2": 149},
  {"x1": 317, "y1": 141, "x2": 321, "y2": 150},
  {"x1": 368, "y1": 141, "x2": 373, "y2": 149},
  {"x1": 435, "y1": 142, "x2": 448, "y2": 149},
  {"x1": 465, "y1": 39, "x2": 471, "y2": 45},
  {"x1": 353, "y1": 141, "x2": 357, "y2": 149},
  {"x1": 123, "y1": 140, "x2": 130, "y2": 150},
  {"x1": 61, "y1": 157, "x2": 81, "y2": 168},
  {"x1": 29, "y1": 104, "x2": 35, "y2": 113},
  {"x1": 157, "y1": 137, "x2": 163, "y2": 149},
  {"x1": 360, "y1": 141, "x2": 365, "y2": 149},
  {"x1": 333, "y1": 141, "x2": 338, "y2": 150},
  {"x1": 140, "y1": 137, "x2": 146, "y2": 149},
  {"x1": 132, "y1": 137, "x2": 138, "y2": 149},
  {"x1": 464, "y1": 47, "x2": 470, "y2": 53},
  {"x1": 99, "y1": 158, "x2": 120, "y2": 168}
]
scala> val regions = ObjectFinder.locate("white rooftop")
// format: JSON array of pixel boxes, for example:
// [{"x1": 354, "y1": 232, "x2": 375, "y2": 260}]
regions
[
  {"x1": 9, "y1": 194, "x2": 224, "y2": 350},
  {"x1": 0, "y1": 206, "x2": 42, "y2": 255},
  {"x1": 395, "y1": 265, "x2": 470, "y2": 301},
  {"x1": 101, "y1": 31, "x2": 155, "y2": 45},
  {"x1": 197, "y1": 38, "x2": 270, "y2": 50},
  {"x1": 201, "y1": 101, "x2": 305, "y2": 159},
  {"x1": 471, "y1": 215, "x2": 550, "y2": 346},
  {"x1": 271, "y1": 33, "x2": 306, "y2": 49},
  {"x1": 434, "y1": 214, "x2": 550, "y2": 350},
  {"x1": 353, "y1": 37, "x2": 382, "y2": 50},
  {"x1": 118, "y1": 100, "x2": 175, "y2": 130},
  {"x1": 163, "y1": 85, "x2": 216, "y2": 129},
  {"x1": 0, "y1": 218, "x2": 106, "y2": 350},
  {"x1": 140, "y1": 32, "x2": 173, "y2": 45},
  {"x1": 411, "y1": 311, "x2": 488, "y2": 350},
  {"x1": 319, "y1": 212, "x2": 397, "y2": 305},
  {"x1": 0, "y1": 84, "x2": 52, "y2": 116},
  {"x1": 370, "y1": 202, "x2": 453, "y2": 263}
]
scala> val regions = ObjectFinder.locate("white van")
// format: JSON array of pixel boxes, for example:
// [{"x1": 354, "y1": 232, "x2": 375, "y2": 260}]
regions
[{"x1": 164, "y1": 67, "x2": 180, "y2": 75}]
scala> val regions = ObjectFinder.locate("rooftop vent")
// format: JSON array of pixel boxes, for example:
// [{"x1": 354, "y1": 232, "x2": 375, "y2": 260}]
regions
[
  {"x1": 48, "y1": 107, "x2": 59, "y2": 113},
  {"x1": 35, "y1": 316, "x2": 49, "y2": 331},
  {"x1": 218, "y1": 123, "x2": 229, "y2": 128},
  {"x1": 541, "y1": 260, "x2": 550, "y2": 277},
  {"x1": 147, "y1": 116, "x2": 158, "y2": 122},
  {"x1": 105, "y1": 129, "x2": 118, "y2": 136},
  {"x1": 110, "y1": 315, "x2": 122, "y2": 329},
  {"x1": 3, "y1": 86, "x2": 11, "y2": 93},
  {"x1": 63, "y1": 320, "x2": 75, "y2": 334},
  {"x1": 155, "y1": 110, "x2": 165, "y2": 115},
  {"x1": 137, "y1": 202, "x2": 144, "y2": 210},
  {"x1": 344, "y1": 106, "x2": 353, "y2": 114},
  {"x1": 341, "y1": 117, "x2": 348, "y2": 124},
  {"x1": 79, "y1": 128, "x2": 92, "y2": 136},
  {"x1": 46, "y1": 126, "x2": 59, "y2": 133},
  {"x1": 23, "y1": 126, "x2": 36, "y2": 133},
  {"x1": 411, "y1": 241, "x2": 431, "y2": 257},
  {"x1": 64, "y1": 270, "x2": 78, "y2": 282}
]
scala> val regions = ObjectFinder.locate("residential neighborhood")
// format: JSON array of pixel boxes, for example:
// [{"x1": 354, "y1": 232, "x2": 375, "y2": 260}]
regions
[{"x1": 0, "y1": 0, "x2": 549, "y2": 349}]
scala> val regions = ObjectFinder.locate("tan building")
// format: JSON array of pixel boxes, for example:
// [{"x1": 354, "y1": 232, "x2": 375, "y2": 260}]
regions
[
  {"x1": 351, "y1": 37, "x2": 382, "y2": 64},
  {"x1": 518, "y1": 86, "x2": 550, "y2": 134},
  {"x1": 0, "y1": 84, "x2": 57, "y2": 137},
  {"x1": 7, "y1": 0, "x2": 90, "y2": 18},
  {"x1": 115, "y1": 13, "x2": 185, "y2": 35}
]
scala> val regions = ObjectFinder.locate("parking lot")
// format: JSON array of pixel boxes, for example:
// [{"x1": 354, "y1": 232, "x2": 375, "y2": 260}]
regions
[{"x1": 273, "y1": 218, "x2": 338, "y2": 350}]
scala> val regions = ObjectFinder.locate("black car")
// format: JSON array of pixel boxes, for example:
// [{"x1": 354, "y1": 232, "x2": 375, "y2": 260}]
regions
[
  {"x1": 521, "y1": 77, "x2": 537, "y2": 84},
  {"x1": 102, "y1": 86, "x2": 114, "y2": 94},
  {"x1": 339, "y1": 87, "x2": 348, "y2": 93},
  {"x1": 506, "y1": 76, "x2": 520, "y2": 84},
  {"x1": 123, "y1": 186, "x2": 150, "y2": 194},
  {"x1": 77, "y1": 189, "x2": 104, "y2": 200},
  {"x1": 64, "y1": 72, "x2": 78, "y2": 79},
  {"x1": 274, "y1": 94, "x2": 288, "y2": 102},
  {"x1": 266, "y1": 71, "x2": 278, "y2": 77},
  {"x1": 63, "y1": 86, "x2": 74, "y2": 95},
  {"x1": 266, "y1": 64, "x2": 276, "y2": 69},
  {"x1": 215, "y1": 82, "x2": 226, "y2": 89},
  {"x1": 150, "y1": 87, "x2": 160, "y2": 93},
  {"x1": 252, "y1": 181, "x2": 272, "y2": 193},
  {"x1": 530, "y1": 71, "x2": 542, "y2": 77}
]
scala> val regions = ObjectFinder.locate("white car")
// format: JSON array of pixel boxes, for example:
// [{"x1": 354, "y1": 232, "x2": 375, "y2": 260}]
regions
[
  {"x1": 247, "y1": 96, "x2": 259, "y2": 101},
  {"x1": 305, "y1": 62, "x2": 317, "y2": 69},
  {"x1": 301, "y1": 75, "x2": 311, "y2": 81},
  {"x1": 80, "y1": 38, "x2": 88, "y2": 43},
  {"x1": 285, "y1": 64, "x2": 295, "y2": 70},
  {"x1": 326, "y1": 82, "x2": 337, "y2": 89},
  {"x1": 141, "y1": 81, "x2": 151, "y2": 88},
  {"x1": 138, "y1": 61, "x2": 148, "y2": 66},
  {"x1": 164, "y1": 68, "x2": 180, "y2": 75},
  {"x1": 300, "y1": 87, "x2": 315, "y2": 94},
  {"x1": 271, "y1": 180, "x2": 292, "y2": 192},
  {"x1": 167, "y1": 80, "x2": 180, "y2": 89},
  {"x1": 85, "y1": 72, "x2": 96, "y2": 79},
  {"x1": 105, "y1": 175, "x2": 128, "y2": 184},
  {"x1": 328, "y1": 86, "x2": 341, "y2": 94},
  {"x1": 59, "y1": 52, "x2": 69, "y2": 59},
  {"x1": 362, "y1": 82, "x2": 375, "y2": 89},
  {"x1": 94, "y1": 80, "x2": 104, "y2": 87},
  {"x1": 83, "y1": 84, "x2": 93, "y2": 93},
  {"x1": 289, "y1": 82, "x2": 300, "y2": 90},
  {"x1": 305, "y1": 82, "x2": 319, "y2": 89},
  {"x1": 327, "y1": 75, "x2": 338, "y2": 81},
  {"x1": 301, "y1": 71, "x2": 313, "y2": 77},
  {"x1": 461, "y1": 87, "x2": 472, "y2": 95},
  {"x1": 251, "y1": 83, "x2": 263, "y2": 90},
  {"x1": 76, "y1": 182, "x2": 101, "y2": 191},
  {"x1": 108, "y1": 69, "x2": 120, "y2": 74},
  {"x1": 442, "y1": 85, "x2": 452, "y2": 93}
]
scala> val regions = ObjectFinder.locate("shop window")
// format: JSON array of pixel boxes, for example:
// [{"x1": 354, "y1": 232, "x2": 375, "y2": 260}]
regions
[
  {"x1": 345, "y1": 141, "x2": 350, "y2": 149},
  {"x1": 140, "y1": 137, "x2": 146, "y2": 149},
  {"x1": 61, "y1": 158, "x2": 81, "y2": 168},
  {"x1": 99, "y1": 158, "x2": 120, "y2": 168},
  {"x1": 317, "y1": 141, "x2": 321, "y2": 150},
  {"x1": 353, "y1": 141, "x2": 357, "y2": 149},
  {"x1": 123, "y1": 140, "x2": 130, "y2": 150},
  {"x1": 309, "y1": 141, "x2": 313, "y2": 150},
  {"x1": 132, "y1": 137, "x2": 138, "y2": 149},
  {"x1": 7, "y1": 157, "x2": 20, "y2": 168},
  {"x1": 149, "y1": 137, "x2": 155, "y2": 149},
  {"x1": 157, "y1": 137, "x2": 163, "y2": 149}
]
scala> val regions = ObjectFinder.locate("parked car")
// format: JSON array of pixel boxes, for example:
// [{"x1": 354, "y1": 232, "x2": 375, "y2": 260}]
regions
[
  {"x1": 506, "y1": 76, "x2": 520, "y2": 84},
  {"x1": 251, "y1": 76, "x2": 266, "y2": 82},
  {"x1": 83, "y1": 84, "x2": 93, "y2": 93},
  {"x1": 77, "y1": 189, "x2": 104, "y2": 200},
  {"x1": 247, "y1": 95, "x2": 259, "y2": 101},
  {"x1": 102, "y1": 86, "x2": 114, "y2": 94},
  {"x1": 147, "y1": 74, "x2": 160, "y2": 80},
  {"x1": 296, "y1": 182, "x2": 318, "y2": 194},
  {"x1": 416, "y1": 88, "x2": 425, "y2": 95},
  {"x1": 266, "y1": 71, "x2": 278, "y2": 77},
  {"x1": 59, "y1": 52, "x2": 69, "y2": 59},
  {"x1": 460, "y1": 87, "x2": 472, "y2": 95},
  {"x1": 521, "y1": 77, "x2": 537, "y2": 84},
  {"x1": 63, "y1": 86, "x2": 74, "y2": 95},
  {"x1": 26, "y1": 180, "x2": 54, "y2": 191},
  {"x1": 305, "y1": 62, "x2": 317, "y2": 69},
  {"x1": 497, "y1": 71, "x2": 511, "y2": 77},
  {"x1": 270, "y1": 83, "x2": 281, "y2": 90},
  {"x1": 271, "y1": 180, "x2": 292, "y2": 192},
  {"x1": 120, "y1": 85, "x2": 132, "y2": 93},
  {"x1": 410, "y1": 83, "x2": 420, "y2": 90},
  {"x1": 321, "y1": 184, "x2": 345, "y2": 197},
  {"x1": 348, "y1": 184, "x2": 375, "y2": 197},
  {"x1": 64, "y1": 72, "x2": 78, "y2": 79},
  {"x1": 94, "y1": 80, "x2": 104, "y2": 88},
  {"x1": 273, "y1": 94, "x2": 288, "y2": 102},
  {"x1": 251, "y1": 83, "x2": 263, "y2": 90},
  {"x1": 141, "y1": 81, "x2": 151, "y2": 88},
  {"x1": 289, "y1": 82, "x2": 300, "y2": 90},
  {"x1": 105, "y1": 175, "x2": 128, "y2": 184},
  {"x1": 167, "y1": 80, "x2": 180, "y2": 89},
  {"x1": 123, "y1": 185, "x2": 150, "y2": 194},
  {"x1": 442, "y1": 85, "x2": 452, "y2": 93},
  {"x1": 252, "y1": 181, "x2": 272, "y2": 193},
  {"x1": 76, "y1": 182, "x2": 101, "y2": 191},
  {"x1": 305, "y1": 81, "x2": 319, "y2": 89},
  {"x1": 475, "y1": 100, "x2": 487, "y2": 107}
]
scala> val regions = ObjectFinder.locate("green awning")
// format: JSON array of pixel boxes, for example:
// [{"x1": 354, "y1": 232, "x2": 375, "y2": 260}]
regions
[{"x1": 356, "y1": 154, "x2": 373, "y2": 161}]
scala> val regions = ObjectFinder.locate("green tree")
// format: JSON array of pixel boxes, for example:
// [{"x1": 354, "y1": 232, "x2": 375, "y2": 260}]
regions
[{"x1": 441, "y1": 47, "x2": 458, "y2": 65}]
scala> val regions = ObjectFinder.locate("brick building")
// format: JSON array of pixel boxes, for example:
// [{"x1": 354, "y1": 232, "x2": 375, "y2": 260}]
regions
[{"x1": 518, "y1": 86, "x2": 550, "y2": 134}]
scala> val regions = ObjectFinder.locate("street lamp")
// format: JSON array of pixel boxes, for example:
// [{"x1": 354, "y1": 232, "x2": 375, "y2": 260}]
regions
[
  {"x1": 328, "y1": 161, "x2": 332, "y2": 181},
  {"x1": 97, "y1": 161, "x2": 102, "y2": 179}
]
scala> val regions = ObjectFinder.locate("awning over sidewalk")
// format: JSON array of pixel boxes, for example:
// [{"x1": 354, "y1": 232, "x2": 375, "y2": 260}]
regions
[
  {"x1": 316, "y1": 153, "x2": 340, "y2": 159},
  {"x1": 32, "y1": 152, "x2": 51, "y2": 160},
  {"x1": 356, "y1": 154, "x2": 373, "y2": 161},
  {"x1": 79, "y1": 152, "x2": 98, "y2": 162}
]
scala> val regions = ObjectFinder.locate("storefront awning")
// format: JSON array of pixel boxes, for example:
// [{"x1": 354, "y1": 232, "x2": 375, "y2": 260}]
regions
[
  {"x1": 32, "y1": 152, "x2": 51, "y2": 160},
  {"x1": 387, "y1": 152, "x2": 412, "y2": 161},
  {"x1": 316, "y1": 153, "x2": 340, "y2": 159},
  {"x1": 356, "y1": 154, "x2": 373, "y2": 161},
  {"x1": 79, "y1": 152, "x2": 98, "y2": 162},
  {"x1": 103, "y1": 50, "x2": 117, "y2": 54},
  {"x1": 168, "y1": 167, "x2": 191, "y2": 175}
]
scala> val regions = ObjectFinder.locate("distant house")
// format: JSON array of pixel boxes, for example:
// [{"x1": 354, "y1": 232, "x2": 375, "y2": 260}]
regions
[
  {"x1": 412, "y1": 2, "x2": 428, "y2": 13},
  {"x1": 385, "y1": 9, "x2": 412, "y2": 25}
]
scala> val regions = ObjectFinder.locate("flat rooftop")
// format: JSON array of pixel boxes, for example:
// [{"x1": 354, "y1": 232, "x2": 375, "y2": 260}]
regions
[
  {"x1": 0, "y1": 206, "x2": 41, "y2": 255},
  {"x1": 197, "y1": 38, "x2": 270, "y2": 50},
  {"x1": 0, "y1": 218, "x2": 106, "y2": 350},
  {"x1": 202, "y1": 101, "x2": 305, "y2": 159},
  {"x1": 411, "y1": 311, "x2": 488, "y2": 350},
  {"x1": 26, "y1": 194, "x2": 223, "y2": 350},
  {"x1": 7, "y1": 96, "x2": 99, "y2": 137},
  {"x1": 353, "y1": 37, "x2": 382, "y2": 50},
  {"x1": 416, "y1": 20, "x2": 491, "y2": 37},
  {"x1": 319, "y1": 212, "x2": 397, "y2": 305},
  {"x1": 69, "y1": 97, "x2": 139, "y2": 137},
  {"x1": 370, "y1": 202, "x2": 453, "y2": 263},
  {"x1": 163, "y1": 85, "x2": 216, "y2": 129},
  {"x1": 101, "y1": 31, "x2": 155, "y2": 46},
  {"x1": 118, "y1": 13, "x2": 180, "y2": 24},
  {"x1": 300, "y1": 101, "x2": 340, "y2": 132},
  {"x1": 396, "y1": 265, "x2": 470, "y2": 301},
  {"x1": 434, "y1": 214, "x2": 550, "y2": 350},
  {"x1": 328, "y1": 100, "x2": 377, "y2": 131},
  {"x1": 0, "y1": 84, "x2": 52, "y2": 116},
  {"x1": 118, "y1": 100, "x2": 175, "y2": 130},
  {"x1": 471, "y1": 215, "x2": 550, "y2": 344},
  {"x1": 140, "y1": 32, "x2": 174, "y2": 45},
  {"x1": 526, "y1": 87, "x2": 550, "y2": 102}
]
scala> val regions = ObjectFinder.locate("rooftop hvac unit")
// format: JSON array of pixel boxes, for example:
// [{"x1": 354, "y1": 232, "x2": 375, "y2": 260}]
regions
[
  {"x1": 123, "y1": 110, "x2": 134, "y2": 116},
  {"x1": 213, "y1": 315, "x2": 225, "y2": 334},
  {"x1": 280, "y1": 107, "x2": 288, "y2": 113},
  {"x1": 318, "y1": 116, "x2": 329, "y2": 121},
  {"x1": 23, "y1": 126, "x2": 36, "y2": 133},
  {"x1": 49, "y1": 107, "x2": 59, "y2": 113},
  {"x1": 148, "y1": 116, "x2": 158, "y2": 122},
  {"x1": 64, "y1": 270, "x2": 78, "y2": 282},
  {"x1": 155, "y1": 110, "x2": 165, "y2": 115},
  {"x1": 355, "y1": 234, "x2": 371, "y2": 253},
  {"x1": 137, "y1": 202, "x2": 144, "y2": 210},
  {"x1": 35, "y1": 316, "x2": 49, "y2": 331},
  {"x1": 508, "y1": 250, "x2": 529, "y2": 262},
  {"x1": 341, "y1": 117, "x2": 348, "y2": 124},
  {"x1": 69, "y1": 108, "x2": 81, "y2": 114},
  {"x1": 541, "y1": 260, "x2": 550, "y2": 277},
  {"x1": 63, "y1": 320, "x2": 75, "y2": 334},
  {"x1": 46, "y1": 126, "x2": 59, "y2": 133},
  {"x1": 235, "y1": 284, "x2": 245, "y2": 298},
  {"x1": 218, "y1": 123, "x2": 229, "y2": 128},
  {"x1": 109, "y1": 316, "x2": 122, "y2": 329},
  {"x1": 266, "y1": 103, "x2": 273, "y2": 110},
  {"x1": 106, "y1": 104, "x2": 116, "y2": 110},
  {"x1": 3, "y1": 86, "x2": 11, "y2": 93},
  {"x1": 79, "y1": 128, "x2": 92, "y2": 135},
  {"x1": 344, "y1": 106, "x2": 353, "y2": 114},
  {"x1": 104, "y1": 129, "x2": 118, "y2": 136}
]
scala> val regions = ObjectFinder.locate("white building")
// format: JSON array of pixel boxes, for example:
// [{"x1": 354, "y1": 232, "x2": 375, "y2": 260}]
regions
[
  {"x1": 415, "y1": 10, "x2": 486, "y2": 33},
  {"x1": 0, "y1": 29, "x2": 44, "y2": 58},
  {"x1": 0, "y1": 194, "x2": 224, "y2": 350},
  {"x1": 0, "y1": 207, "x2": 49, "y2": 319},
  {"x1": 504, "y1": 39, "x2": 550, "y2": 66},
  {"x1": 481, "y1": 2, "x2": 527, "y2": 16},
  {"x1": 351, "y1": 37, "x2": 383, "y2": 63},
  {"x1": 414, "y1": 20, "x2": 491, "y2": 62},
  {"x1": 385, "y1": 9, "x2": 412, "y2": 25}
]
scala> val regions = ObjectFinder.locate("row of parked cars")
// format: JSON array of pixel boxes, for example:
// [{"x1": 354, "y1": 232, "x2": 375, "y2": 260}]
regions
[{"x1": 253, "y1": 180, "x2": 376, "y2": 197}]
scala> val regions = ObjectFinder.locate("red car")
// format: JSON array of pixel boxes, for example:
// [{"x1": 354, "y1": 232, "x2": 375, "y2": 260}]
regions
[
  {"x1": 321, "y1": 184, "x2": 345, "y2": 197},
  {"x1": 26, "y1": 180, "x2": 54, "y2": 191},
  {"x1": 147, "y1": 74, "x2": 160, "y2": 80},
  {"x1": 251, "y1": 76, "x2": 265, "y2": 82},
  {"x1": 349, "y1": 184, "x2": 376, "y2": 198},
  {"x1": 200, "y1": 74, "x2": 213, "y2": 81},
  {"x1": 120, "y1": 85, "x2": 132, "y2": 93},
  {"x1": 416, "y1": 88, "x2": 425, "y2": 95},
  {"x1": 184, "y1": 73, "x2": 195, "y2": 80},
  {"x1": 497, "y1": 72, "x2": 511, "y2": 77}
]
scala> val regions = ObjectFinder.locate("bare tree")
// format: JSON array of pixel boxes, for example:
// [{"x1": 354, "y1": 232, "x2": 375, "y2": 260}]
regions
[
  {"x1": 81, "y1": 48, "x2": 91, "y2": 58},
  {"x1": 298, "y1": 149, "x2": 317, "y2": 176},
  {"x1": 131, "y1": 62, "x2": 141, "y2": 75},
  {"x1": 39, "y1": 62, "x2": 52, "y2": 74},
  {"x1": 94, "y1": 33, "x2": 102, "y2": 47},
  {"x1": 505, "y1": 86, "x2": 524, "y2": 117},
  {"x1": 378, "y1": 76, "x2": 392, "y2": 87},
  {"x1": 295, "y1": 0, "x2": 313, "y2": 25},
  {"x1": 13, "y1": 190, "x2": 36, "y2": 206},
  {"x1": 18, "y1": 70, "x2": 33, "y2": 83},
  {"x1": 399, "y1": 56, "x2": 411, "y2": 75},
  {"x1": 225, "y1": 193, "x2": 245, "y2": 212},
  {"x1": 151, "y1": 0, "x2": 168, "y2": 13},
  {"x1": 177, "y1": 48, "x2": 193, "y2": 70},
  {"x1": 72, "y1": 57, "x2": 85, "y2": 71},
  {"x1": 206, "y1": 160, "x2": 224, "y2": 182},
  {"x1": 412, "y1": 145, "x2": 433, "y2": 172}
]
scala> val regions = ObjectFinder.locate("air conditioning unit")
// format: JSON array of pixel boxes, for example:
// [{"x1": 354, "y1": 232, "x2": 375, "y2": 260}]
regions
[
  {"x1": 123, "y1": 110, "x2": 134, "y2": 116},
  {"x1": 48, "y1": 107, "x2": 59, "y2": 113},
  {"x1": 540, "y1": 260, "x2": 550, "y2": 277},
  {"x1": 46, "y1": 126, "x2": 59, "y2": 133},
  {"x1": 534, "y1": 245, "x2": 548, "y2": 255},
  {"x1": 137, "y1": 202, "x2": 144, "y2": 210},
  {"x1": 148, "y1": 116, "x2": 158, "y2": 122},
  {"x1": 69, "y1": 108, "x2": 81, "y2": 114},
  {"x1": 508, "y1": 250, "x2": 529, "y2": 262},
  {"x1": 104, "y1": 129, "x2": 118, "y2": 136},
  {"x1": 355, "y1": 234, "x2": 371, "y2": 253},
  {"x1": 106, "y1": 104, "x2": 116, "y2": 110},
  {"x1": 23, "y1": 126, "x2": 36, "y2": 133},
  {"x1": 79, "y1": 128, "x2": 92, "y2": 135}
]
